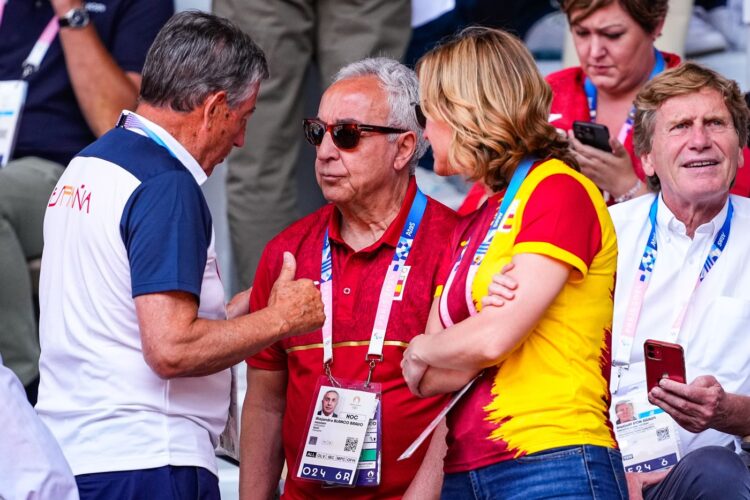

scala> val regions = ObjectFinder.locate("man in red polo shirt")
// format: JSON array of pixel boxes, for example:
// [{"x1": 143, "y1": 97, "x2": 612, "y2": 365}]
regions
[{"x1": 238, "y1": 57, "x2": 458, "y2": 499}]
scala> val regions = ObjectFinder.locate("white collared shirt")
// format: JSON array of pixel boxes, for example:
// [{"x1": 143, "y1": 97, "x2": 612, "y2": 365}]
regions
[{"x1": 610, "y1": 193, "x2": 750, "y2": 455}]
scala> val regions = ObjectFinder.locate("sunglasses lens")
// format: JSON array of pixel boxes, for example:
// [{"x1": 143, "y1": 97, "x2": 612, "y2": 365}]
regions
[
  {"x1": 304, "y1": 120, "x2": 325, "y2": 145},
  {"x1": 415, "y1": 104, "x2": 426, "y2": 128},
  {"x1": 332, "y1": 124, "x2": 360, "y2": 149}
]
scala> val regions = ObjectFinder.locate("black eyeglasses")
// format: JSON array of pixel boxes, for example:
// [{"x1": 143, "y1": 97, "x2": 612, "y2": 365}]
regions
[
  {"x1": 303, "y1": 118, "x2": 407, "y2": 150},
  {"x1": 413, "y1": 103, "x2": 426, "y2": 129}
]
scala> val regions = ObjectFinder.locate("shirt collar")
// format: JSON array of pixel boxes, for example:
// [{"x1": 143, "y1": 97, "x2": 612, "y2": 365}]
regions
[
  {"x1": 657, "y1": 192, "x2": 730, "y2": 238},
  {"x1": 328, "y1": 176, "x2": 418, "y2": 251},
  {"x1": 118, "y1": 110, "x2": 208, "y2": 186}
]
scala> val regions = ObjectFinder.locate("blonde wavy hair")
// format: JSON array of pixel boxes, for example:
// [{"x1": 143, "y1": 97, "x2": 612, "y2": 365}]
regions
[{"x1": 417, "y1": 26, "x2": 577, "y2": 192}]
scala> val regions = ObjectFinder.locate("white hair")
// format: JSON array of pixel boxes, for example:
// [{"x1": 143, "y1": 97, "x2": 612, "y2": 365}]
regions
[{"x1": 334, "y1": 57, "x2": 427, "y2": 174}]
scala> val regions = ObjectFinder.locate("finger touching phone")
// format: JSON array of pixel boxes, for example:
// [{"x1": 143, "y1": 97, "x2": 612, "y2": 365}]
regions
[{"x1": 644, "y1": 340, "x2": 686, "y2": 392}]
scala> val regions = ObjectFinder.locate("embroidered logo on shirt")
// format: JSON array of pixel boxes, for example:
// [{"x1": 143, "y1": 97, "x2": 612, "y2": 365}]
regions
[{"x1": 48, "y1": 184, "x2": 92, "y2": 214}]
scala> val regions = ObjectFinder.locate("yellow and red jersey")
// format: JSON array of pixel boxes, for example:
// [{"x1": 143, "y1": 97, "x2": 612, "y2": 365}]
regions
[{"x1": 440, "y1": 159, "x2": 618, "y2": 473}]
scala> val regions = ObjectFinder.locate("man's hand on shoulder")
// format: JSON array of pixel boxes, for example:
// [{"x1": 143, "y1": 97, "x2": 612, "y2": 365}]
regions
[
  {"x1": 648, "y1": 375, "x2": 727, "y2": 433},
  {"x1": 267, "y1": 252, "x2": 325, "y2": 338}
]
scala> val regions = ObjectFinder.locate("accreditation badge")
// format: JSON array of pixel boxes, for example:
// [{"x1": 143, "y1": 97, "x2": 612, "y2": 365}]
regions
[
  {"x1": 350, "y1": 402, "x2": 381, "y2": 487},
  {"x1": 0, "y1": 80, "x2": 28, "y2": 167},
  {"x1": 296, "y1": 377, "x2": 381, "y2": 487},
  {"x1": 611, "y1": 383, "x2": 681, "y2": 473}
]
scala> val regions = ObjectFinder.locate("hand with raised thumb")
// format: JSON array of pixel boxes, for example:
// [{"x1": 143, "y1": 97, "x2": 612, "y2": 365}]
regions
[
  {"x1": 277, "y1": 252, "x2": 297, "y2": 282},
  {"x1": 268, "y1": 251, "x2": 325, "y2": 338}
]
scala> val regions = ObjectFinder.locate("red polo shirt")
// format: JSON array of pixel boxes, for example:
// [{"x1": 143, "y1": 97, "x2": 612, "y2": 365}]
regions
[{"x1": 248, "y1": 177, "x2": 458, "y2": 499}]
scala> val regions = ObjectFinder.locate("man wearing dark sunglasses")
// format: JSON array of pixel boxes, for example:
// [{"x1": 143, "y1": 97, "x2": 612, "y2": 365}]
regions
[{"x1": 240, "y1": 57, "x2": 459, "y2": 500}]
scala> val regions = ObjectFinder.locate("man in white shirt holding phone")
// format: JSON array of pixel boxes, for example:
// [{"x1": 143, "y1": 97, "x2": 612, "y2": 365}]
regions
[{"x1": 608, "y1": 62, "x2": 750, "y2": 499}]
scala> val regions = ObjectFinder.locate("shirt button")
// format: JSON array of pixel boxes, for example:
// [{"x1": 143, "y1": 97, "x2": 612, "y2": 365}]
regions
[{"x1": 343, "y1": 287, "x2": 351, "y2": 295}]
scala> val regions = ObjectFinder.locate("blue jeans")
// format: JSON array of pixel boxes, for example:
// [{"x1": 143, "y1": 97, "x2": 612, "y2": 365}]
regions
[{"x1": 442, "y1": 445, "x2": 627, "y2": 500}]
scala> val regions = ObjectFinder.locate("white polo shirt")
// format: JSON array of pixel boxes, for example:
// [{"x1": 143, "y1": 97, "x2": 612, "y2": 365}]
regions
[
  {"x1": 610, "y1": 192, "x2": 750, "y2": 455},
  {"x1": 36, "y1": 112, "x2": 228, "y2": 476}
]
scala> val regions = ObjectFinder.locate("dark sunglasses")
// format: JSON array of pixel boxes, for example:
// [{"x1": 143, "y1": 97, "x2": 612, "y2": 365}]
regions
[
  {"x1": 302, "y1": 118, "x2": 407, "y2": 150},
  {"x1": 413, "y1": 103, "x2": 426, "y2": 128}
]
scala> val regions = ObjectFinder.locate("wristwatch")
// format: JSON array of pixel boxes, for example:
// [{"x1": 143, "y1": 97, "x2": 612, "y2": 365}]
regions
[{"x1": 58, "y1": 7, "x2": 90, "y2": 29}]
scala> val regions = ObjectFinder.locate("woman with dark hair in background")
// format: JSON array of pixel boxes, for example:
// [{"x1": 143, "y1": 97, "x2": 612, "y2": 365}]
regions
[{"x1": 459, "y1": 0, "x2": 750, "y2": 214}]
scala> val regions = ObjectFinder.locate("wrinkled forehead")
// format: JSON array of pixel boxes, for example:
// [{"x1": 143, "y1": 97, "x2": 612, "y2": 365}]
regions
[
  {"x1": 657, "y1": 88, "x2": 730, "y2": 120},
  {"x1": 318, "y1": 76, "x2": 390, "y2": 124}
]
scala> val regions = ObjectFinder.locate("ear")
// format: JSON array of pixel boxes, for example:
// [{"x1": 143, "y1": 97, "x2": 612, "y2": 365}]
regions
[
  {"x1": 653, "y1": 17, "x2": 666, "y2": 40},
  {"x1": 641, "y1": 151, "x2": 656, "y2": 177},
  {"x1": 202, "y1": 91, "x2": 228, "y2": 129},
  {"x1": 393, "y1": 131, "x2": 417, "y2": 172}
]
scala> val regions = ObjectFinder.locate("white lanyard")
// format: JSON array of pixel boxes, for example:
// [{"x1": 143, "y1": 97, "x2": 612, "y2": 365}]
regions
[
  {"x1": 0, "y1": 1, "x2": 61, "y2": 79},
  {"x1": 439, "y1": 158, "x2": 535, "y2": 327},
  {"x1": 613, "y1": 196, "x2": 733, "y2": 367},
  {"x1": 320, "y1": 189, "x2": 428, "y2": 383},
  {"x1": 116, "y1": 111, "x2": 178, "y2": 159}
]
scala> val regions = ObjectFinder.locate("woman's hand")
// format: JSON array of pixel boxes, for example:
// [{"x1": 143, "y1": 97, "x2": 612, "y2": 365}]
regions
[
  {"x1": 567, "y1": 130, "x2": 643, "y2": 199},
  {"x1": 481, "y1": 263, "x2": 518, "y2": 309},
  {"x1": 402, "y1": 334, "x2": 430, "y2": 397},
  {"x1": 226, "y1": 287, "x2": 251, "y2": 319}
]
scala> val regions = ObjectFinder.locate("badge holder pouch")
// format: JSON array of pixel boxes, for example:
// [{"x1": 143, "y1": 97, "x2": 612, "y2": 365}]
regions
[
  {"x1": 295, "y1": 374, "x2": 382, "y2": 488},
  {"x1": 611, "y1": 384, "x2": 682, "y2": 473}
]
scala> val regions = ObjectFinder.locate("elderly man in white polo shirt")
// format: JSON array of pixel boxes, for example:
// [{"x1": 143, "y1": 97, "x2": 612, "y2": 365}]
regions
[
  {"x1": 609, "y1": 62, "x2": 750, "y2": 499},
  {"x1": 36, "y1": 12, "x2": 324, "y2": 500}
]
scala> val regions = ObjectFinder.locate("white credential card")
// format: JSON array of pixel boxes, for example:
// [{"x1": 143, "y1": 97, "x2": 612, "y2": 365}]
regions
[
  {"x1": 297, "y1": 385, "x2": 379, "y2": 486},
  {"x1": 612, "y1": 385, "x2": 681, "y2": 473},
  {"x1": 0, "y1": 80, "x2": 28, "y2": 167}
]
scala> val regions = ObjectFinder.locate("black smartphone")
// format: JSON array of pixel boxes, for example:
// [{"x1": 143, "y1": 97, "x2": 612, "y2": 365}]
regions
[
  {"x1": 573, "y1": 121, "x2": 612, "y2": 153},
  {"x1": 644, "y1": 340, "x2": 687, "y2": 393}
]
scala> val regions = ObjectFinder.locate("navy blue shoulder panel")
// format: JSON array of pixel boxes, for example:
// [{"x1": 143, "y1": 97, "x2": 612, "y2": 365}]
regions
[{"x1": 77, "y1": 127, "x2": 187, "y2": 182}]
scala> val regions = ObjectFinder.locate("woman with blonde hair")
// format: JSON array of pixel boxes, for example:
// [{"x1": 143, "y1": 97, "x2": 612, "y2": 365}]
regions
[{"x1": 402, "y1": 27, "x2": 627, "y2": 498}]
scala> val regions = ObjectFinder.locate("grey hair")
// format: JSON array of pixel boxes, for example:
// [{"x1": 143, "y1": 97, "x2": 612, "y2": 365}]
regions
[
  {"x1": 139, "y1": 11, "x2": 269, "y2": 111},
  {"x1": 333, "y1": 57, "x2": 427, "y2": 174}
]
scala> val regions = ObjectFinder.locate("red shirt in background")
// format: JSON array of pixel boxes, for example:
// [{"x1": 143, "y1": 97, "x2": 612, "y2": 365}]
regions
[{"x1": 459, "y1": 52, "x2": 750, "y2": 214}]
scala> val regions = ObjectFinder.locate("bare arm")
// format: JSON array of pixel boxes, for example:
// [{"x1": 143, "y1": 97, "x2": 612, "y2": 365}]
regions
[
  {"x1": 402, "y1": 418, "x2": 447, "y2": 500},
  {"x1": 240, "y1": 368, "x2": 287, "y2": 500},
  {"x1": 649, "y1": 376, "x2": 750, "y2": 436},
  {"x1": 405, "y1": 253, "x2": 571, "y2": 388},
  {"x1": 405, "y1": 263, "x2": 520, "y2": 397},
  {"x1": 53, "y1": 0, "x2": 142, "y2": 136},
  {"x1": 136, "y1": 252, "x2": 325, "y2": 378},
  {"x1": 402, "y1": 299, "x2": 479, "y2": 397}
]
